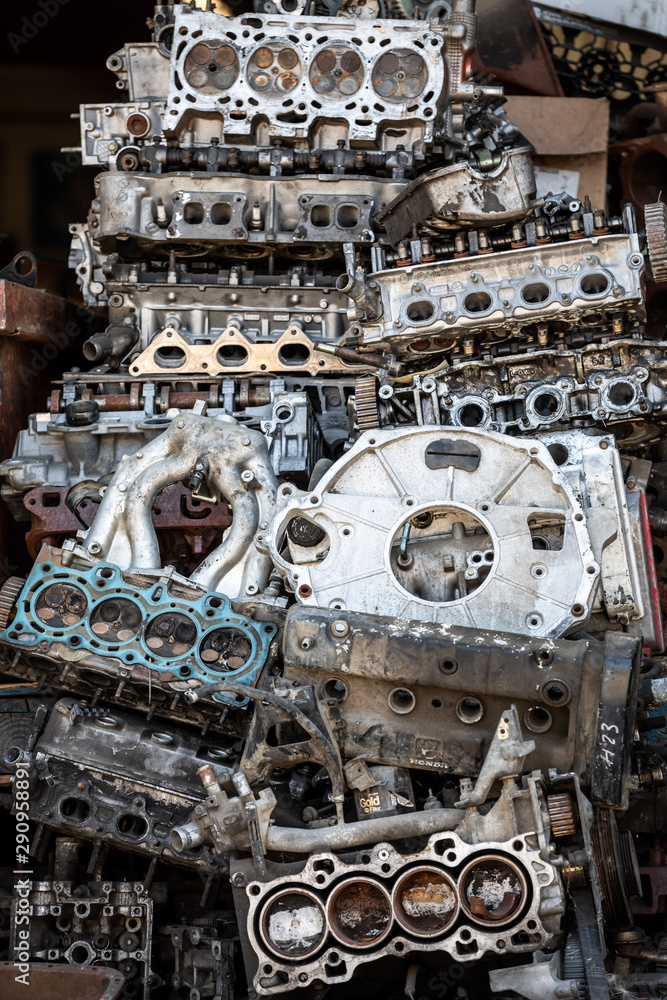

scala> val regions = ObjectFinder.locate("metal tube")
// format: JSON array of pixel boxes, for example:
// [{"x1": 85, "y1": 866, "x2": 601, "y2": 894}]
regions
[{"x1": 265, "y1": 807, "x2": 461, "y2": 853}]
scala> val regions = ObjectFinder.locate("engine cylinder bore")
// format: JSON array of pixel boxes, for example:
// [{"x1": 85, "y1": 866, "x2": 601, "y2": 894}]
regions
[
  {"x1": 259, "y1": 888, "x2": 327, "y2": 960},
  {"x1": 144, "y1": 612, "x2": 198, "y2": 657},
  {"x1": 35, "y1": 584, "x2": 88, "y2": 628},
  {"x1": 327, "y1": 877, "x2": 393, "y2": 949},
  {"x1": 392, "y1": 866, "x2": 459, "y2": 937},
  {"x1": 198, "y1": 626, "x2": 253, "y2": 672},
  {"x1": 458, "y1": 855, "x2": 528, "y2": 927},
  {"x1": 89, "y1": 597, "x2": 143, "y2": 642}
]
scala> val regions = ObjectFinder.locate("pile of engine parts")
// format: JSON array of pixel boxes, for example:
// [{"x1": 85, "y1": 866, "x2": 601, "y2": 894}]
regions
[{"x1": 3, "y1": 1, "x2": 667, "y2": 998}]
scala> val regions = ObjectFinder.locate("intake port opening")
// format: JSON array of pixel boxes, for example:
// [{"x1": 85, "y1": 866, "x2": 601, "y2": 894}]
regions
[
  {"x1": 60, "y1": 798, "x2": 91, "y2": 823},
  {"x1": 463, "y1": 291, "x2": 492, "y2": 313},
  {"x1": 406, "y1": 300, "x2": 435, "y2": 323},
  {"x1": 580, "y1": 272, "x2": 610, "y2": 295},
  {"x1": 607, "y1": 381, "x2": 636, "y2": 408},
  {"x1": 521, "y1": 282, "x2": 550, "y2": 304},
  {"x1": 211, "y1": 202, "x2": 232, "y2": 225},
  {"x1": 216, "y1": 343, "x2": 249, "y2": 366},
  {"x1": 183, "y1": 202, "x2": 205, "y2": 224},
  {"x1": 117, "y1": 814, "x2": 149, "y2": 840},
  {"x1": 457, "y1": 403, "x2": 486, "y2": 427},
  {"x1": 154, "y1": 345, "x2": 187, "y2": 369},
  {"x1": 278, "y1": 343, "x2": 311, "y2": 366},
  {"x1": 532, "y1": 391, "x2": 561, "y2": 420}
]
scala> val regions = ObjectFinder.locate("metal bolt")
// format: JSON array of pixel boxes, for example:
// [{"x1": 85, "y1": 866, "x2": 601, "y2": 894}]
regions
[
  {"x1": 599, "y1": 440, "x2": 609, "y2": 450},
  {"x1": 176, "y1": 419, "x2": 185, "y2": 428},
  {"x1": 241, "y1": 436, "x2": 251, "y2": 446},
  {"x1": 627, "y1": 477, "x2": 637, "y2": 489},
  {"x1": 118, "y1": 483, "x2": 127, "y2": 493},
  {"x1": 331, "y1": 620, "x2": 349, "y2": 638},
  {"x1": 232, "y1": 873, "x2": 246, "y2": 887}
]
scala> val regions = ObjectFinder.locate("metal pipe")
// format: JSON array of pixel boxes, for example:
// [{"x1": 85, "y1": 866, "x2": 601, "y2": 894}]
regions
[
  {"x1": 265, "y1": 807, "x2": 461, "y2": 853},
  {"x1": 336, "y1": 269, "x2": 383, "y2": 323},
  {"x1": 82, "y1": 324, "x2": 138, "y2": 363}
]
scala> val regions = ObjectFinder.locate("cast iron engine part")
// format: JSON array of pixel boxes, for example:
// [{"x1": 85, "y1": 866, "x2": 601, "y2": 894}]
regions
[
  {"x1": 281, "y1": 605, "x2": 641, "y2": 809},
  {"x1": 5, "y1": 696, "x2": 238, "y2": 872},
  {"x1": 1, "y1": 0, "x2": 667, "y2": 995}
]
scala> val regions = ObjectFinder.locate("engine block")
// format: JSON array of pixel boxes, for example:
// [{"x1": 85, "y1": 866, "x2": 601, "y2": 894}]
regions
[{"x1": 2, "y1": 0, "x2": 667, "y2": 997}]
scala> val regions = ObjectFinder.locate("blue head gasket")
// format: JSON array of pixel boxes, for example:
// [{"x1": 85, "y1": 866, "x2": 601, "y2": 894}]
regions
[{"x1": 1, "y1": 546, "x2": 277, "y2": 708}]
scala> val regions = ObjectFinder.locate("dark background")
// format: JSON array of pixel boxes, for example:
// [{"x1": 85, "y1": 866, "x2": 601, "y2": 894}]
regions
[{"x1": 0, "y1": 0, "x2": 152, "y2": 296}]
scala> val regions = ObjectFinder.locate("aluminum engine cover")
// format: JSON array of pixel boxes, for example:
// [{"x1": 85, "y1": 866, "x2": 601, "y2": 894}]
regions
[{"x1": 266, "y1": 426, "x2": 598, "y2": 637}]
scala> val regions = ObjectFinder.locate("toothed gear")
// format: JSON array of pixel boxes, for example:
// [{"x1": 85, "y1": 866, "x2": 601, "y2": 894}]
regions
[
  {"x1": 0, "y1": 577, "x2": 25, "y2": 630},
  {"x1": 354, "y1": 374, "x2": 380, "y2": 430},
  {"x1": 563, "y1": 933, "x2": 587, "y2": 999},
  {"x1": 645, "y1": 201, "x2": 667, "y2": 284},
  {"x1": 547, "y1": 792, "x2": 577, "y2": 838}
]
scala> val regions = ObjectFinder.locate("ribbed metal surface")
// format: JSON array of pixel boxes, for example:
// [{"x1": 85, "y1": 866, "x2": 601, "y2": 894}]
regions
[
  {"x1": 0, "y1": 577, "x2": 25, "y2": 630},
  {"x1": 646, "y1": 202, "x2": 667, "y2": 284},
  {"x1": 355, "y1": 375, "x2": 380, "y2": 430}
]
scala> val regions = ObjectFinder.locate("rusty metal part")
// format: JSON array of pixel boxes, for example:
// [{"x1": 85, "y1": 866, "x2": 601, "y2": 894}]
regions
[
  {"x1": 610, "y1": 133, "x2": 667, "y2": 222},
  {"x1": 547, "y1": 793, "x2": 578, "y2": 838},
  {"x1": 354, "y1": 375, "x2": 380, "y2": 430},
  {"x1": 48, "y1": 382, "x2": 273, "y2": 414},
  {"x1": 0, "y1": 576, "x2": 25, "y2": 629},
  {"x1": 631, "y1": 839, "x2": 667, "y2": 915},
  {"x1": 0, "y1": 251, "x2": 37, "y2": 288},
  {"x1": 282, "y1": 605, "x2": 640, "y2": 805},
  {"x1": 23, "y1": 484, "x2": 232, "y2": 568},
  {"x1": 645, "y1": 201, "x2": 667, "y2": 284},
  {"x1": 474, "y1": 0, "x2": 564, "y2": 97},
  {"x1": 128, "y1": 326, "x2": 369, "y2": 378},
  {"x1": 0, "y1": 963, "x2": 125, "y2": 1000}
]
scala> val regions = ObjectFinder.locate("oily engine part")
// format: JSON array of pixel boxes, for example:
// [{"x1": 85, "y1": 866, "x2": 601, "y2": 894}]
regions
[
  {"x1": 281, "y1": 605, "x2": 641, "y2": 809},
  {"x1": 6, "y1": 696, "x2": 235, "y2": 873},
  {"x1": 3, "y1": 1, "x2": 667, "y2": 998}
]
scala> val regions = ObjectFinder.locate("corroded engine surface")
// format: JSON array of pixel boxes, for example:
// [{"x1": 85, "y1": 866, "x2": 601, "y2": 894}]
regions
[{"x1": 3, "y1": 2, "x2": 667, "y2": 999}]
